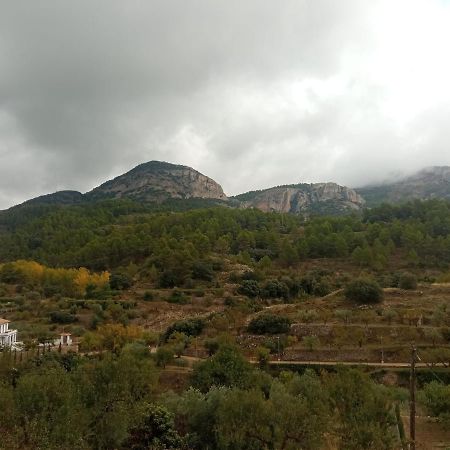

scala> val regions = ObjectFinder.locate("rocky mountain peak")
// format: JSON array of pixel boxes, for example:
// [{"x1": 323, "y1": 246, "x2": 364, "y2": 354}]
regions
[
  {"x1": 86, "y1": 160, "x2": 227, "y2": 203},
  {"x1": 235, "y1": 182, "x2": 365, "y2": 215}
]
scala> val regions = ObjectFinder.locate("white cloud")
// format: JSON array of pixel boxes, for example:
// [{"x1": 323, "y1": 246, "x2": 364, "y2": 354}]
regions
[{"x1": 0, "y1": 0, "x2": 450, "y2": 207}]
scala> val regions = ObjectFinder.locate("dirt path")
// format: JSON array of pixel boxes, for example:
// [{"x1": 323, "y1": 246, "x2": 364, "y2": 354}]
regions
[{"x1": 180, "y1": 355, "x2": 449, "y2": 370}]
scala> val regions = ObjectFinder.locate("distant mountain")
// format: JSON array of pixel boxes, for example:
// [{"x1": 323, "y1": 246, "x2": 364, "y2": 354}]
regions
[
  {"x1": 5, "y1": 161, "x2": 228, "y2": 212},
  {"x1": 9, "y1": 162, "x2": 450, "y2": 218},
  {"x1": 357, "y1": 166, "x2": 450, "y2": 207},
  {"x1": 1, "y1": 161, "x2": 365, "y2": 216},
  {"x1": 85, "y1": 161, "x2": 227, "y2": 203},
  {"x1": 234, "y1": 183, "x2": 365, "y2": 215}
]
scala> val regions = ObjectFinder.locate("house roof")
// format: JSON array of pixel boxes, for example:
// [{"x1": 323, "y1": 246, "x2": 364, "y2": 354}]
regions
[{"x1": 0, "y1": 318, "x2": 10, "y2": 325}]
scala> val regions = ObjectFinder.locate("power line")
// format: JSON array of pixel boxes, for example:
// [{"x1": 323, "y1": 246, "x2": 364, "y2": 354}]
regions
[
  {"x1": 410, "y1": 346, "x2": 417, "y2": 450},
  {"x1": 416, "y1": 351, "x2": 446, "y2": 384}
]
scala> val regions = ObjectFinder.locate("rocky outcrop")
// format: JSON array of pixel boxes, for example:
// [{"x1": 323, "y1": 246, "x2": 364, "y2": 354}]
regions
[
  {"x1": 235, "y1": 183, "x2": 365, "y2": 215},
  {"x1": 86, "y1": 161, "x2": 227, "y2": 203}
]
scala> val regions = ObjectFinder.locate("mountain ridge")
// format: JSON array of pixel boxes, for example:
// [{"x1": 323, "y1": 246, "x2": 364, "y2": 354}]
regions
[
  {"x1": 5, "y1": 162, "x2": 450, "y2": 215},
  {"x1": 234, "y1": 182, "x2": 364, "y2": 215},
  {"x1": 6, "y1": 160, "x2": 363, "y2": 216},
  {"x1": 356, "y1": 165, "x2": 450, "y2": 207}
]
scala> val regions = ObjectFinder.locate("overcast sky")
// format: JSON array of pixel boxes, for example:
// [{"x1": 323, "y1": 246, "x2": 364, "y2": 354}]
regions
[{"x1": 1, "y1": 0, "x2": 450, "y2": 208}]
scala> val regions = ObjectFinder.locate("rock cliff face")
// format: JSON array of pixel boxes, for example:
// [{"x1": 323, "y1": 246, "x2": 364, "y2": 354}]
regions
[
  {"x1": 86, "y1": 161, "x2": 227, "y2": 203},
  {"x1": 357, "y1": 166, "x2": 450, "y2": 207},
  {"x1": 235, "y1": 183, "x2": 365, "y2": 215}
]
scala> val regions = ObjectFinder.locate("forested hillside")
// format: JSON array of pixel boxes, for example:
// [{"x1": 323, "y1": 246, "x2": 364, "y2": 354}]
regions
[
  {"x1": 2, "y1": 198, "x2": 450, "y2": 275},
  {"x1": 2, "y1": 198, "x2": 450, "y2": 449}
]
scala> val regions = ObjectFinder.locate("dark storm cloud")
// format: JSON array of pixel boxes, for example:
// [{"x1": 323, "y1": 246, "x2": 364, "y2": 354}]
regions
[{"x1": 0, "y1": 0, "x2": 450, "y2": 208}]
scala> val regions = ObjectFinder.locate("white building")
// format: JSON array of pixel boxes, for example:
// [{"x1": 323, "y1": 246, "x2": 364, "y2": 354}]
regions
[
  {"x1": 0, "y1": 318, "x2": 18, "y2": 348},
  {"x1": 55, "y1": 332, "x2": 73, "y2": 347}
]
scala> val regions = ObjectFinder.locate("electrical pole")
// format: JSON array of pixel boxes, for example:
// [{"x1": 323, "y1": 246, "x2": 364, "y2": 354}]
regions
[{"x1": 409, "y1": 346, "x2": 417, "y2": 450}]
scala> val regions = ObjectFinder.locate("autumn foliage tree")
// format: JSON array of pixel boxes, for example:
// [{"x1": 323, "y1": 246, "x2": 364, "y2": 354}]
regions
[{"x1": 0, "y1": 260, "x2": 109, "y2": 297}]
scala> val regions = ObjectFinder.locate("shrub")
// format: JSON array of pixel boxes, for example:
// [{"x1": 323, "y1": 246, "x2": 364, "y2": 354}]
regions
[
  {"x1": 0, "y1": 263, "x2": 23, "y2": 284},
  {"x1": 194, "y1": 288, "x2": 205, "y2": 297},
  {"x1": 302, "y1": 335, "x2": 320, "y2": 351},
  {"x1": 109, "y1": 272, "x2": 133, "y2": 290},
  {"x1": 191, "y1": 345, "x2": 252, "y2": 392},
  {"x1": 211, "y1": 258, "x2": 224, "y2": 271},
  {"x1": 335, "y1": 309, "x2": 353, "y2": 324},
  {"x1": 398, "y1": 272, "x2": 417, "y2": 290},
  {"x1": 204, "y1": 338, "x2": 220, "y2": 356},
  {"x1": 163, "y1": 318, "x2": 205, "y2": 342},
  {"x1": 247, "y1": 314, "x2": 291, "y2": 335},
  {"x1": 192, "y1": 261, "x2": 214, "y2": 281},
  {"x1": 262, "y1": 280, "x2": 289, "y2": 300},
  {"x1": 420, "y1": 381, "x2": 450, "y2": 422},
  {"x1": 442, "y1": 327, "x2": 450, "y2": 342},
  {"x1": 143, "y1": 291, "x2": 154, "y2": 301},
  {"x1": 159, "y1": 270, "x2": 178, "y2": 288},
  {"x1": 240, "y1": 270, "x2": 260, "y2": 281},
  {"x1": 238, "y1": 280, "x2": 260, "y2": 298},
  {"x1": 312, "y1": 279, "x2": 331, "y2": 297},
  {"x1": 167, "y1": 290, "x2": 188, "y2": 304},
  {"x1": 299, "y1": 310, "x2": 319, "y2": 323},
  {"x1": 223, "y1": 296, "x2": 239, "y2": 307},
  {"x1": 155, "y1": 346, "x2": 174, "y2": 368},
  {"x1": 344, "y1": 278, "x2": 383, "y2": 304},
  {"x1": 125, "y1": 404, "x2": 183, "y2": 449},
  {"x1": 49, "y1": 311, "x2": 77, "y2": 324}
]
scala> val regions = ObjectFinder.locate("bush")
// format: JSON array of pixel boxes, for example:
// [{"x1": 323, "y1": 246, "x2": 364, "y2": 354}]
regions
[
  {"x1": 238, "y1": 280, "x2": 260, "y2": 298},
  {"x1": 312, "y1": 279, "x2": 331, "y2": 297},
  {"x1": 420, "y1": 381, "x2": 450, "y2": 422},
  {"x1": 125, "y1": 404, "x2": 183, "y2": 449},
  {"x1": 194, "y1": 289, "x2": 205, "y2": 297},
  {"x1": 0, "y1": 263, "x2": 23, "y2": 284},
  {"x1": 155, "y1": 346, "x2": 174, "y2": 368},
  {"x1": 167, "y1": 290, "x2": 188, "y2": 304},
  {"x1": 262, "y1": 280, "x2": 289, "y2": 300},
  {"x1": 344, "y1": 278, "x2": 383, "y2": 304},
  {"x1": 49, "y1": 311, "x2": 77, "y2": 324},
  {"x1": 204, "y1": 338, "x2": 220, "y2": 356},
  {"x1": 247, "y1": 314, "x2": 291, "y2": 335},
  {"x1": 298, "y1": 272, "x2": 331, "y2": 297},
  {"x1": 159, "y1": 270, "x2": 178, "y2": 288},
  {"x1": 191, "y1": 345, "x2": 252, "y2": 392},
  {"x1": 398, "y1": 272, "x2": 417, "y2": 290},
  {"x1": 109, "y1": 272, "x2": 133, "y2": 290},
  {"x1": 442, "y1": 328, "x2": 450, "y2": 342},
  {"x1": 143, "y1": 291, "x2": 154, "y2": 301},
  {"x1": 192, "y1": 261, "x2": 214, "y2": 281},
  {"x1": 163, "y1": 318, "x2": 205, "y2": 342},
  {"x1": 302, "y1": 335, "x2": 320, "y2": 351},
  {"x1": 211, "y1": 258, "x2": 224, "y2": 271}
]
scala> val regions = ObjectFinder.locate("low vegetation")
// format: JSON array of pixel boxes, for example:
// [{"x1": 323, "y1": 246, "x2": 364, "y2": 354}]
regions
[{"x1": 0, "y1": 198, "x2": 450, "y2": 448}]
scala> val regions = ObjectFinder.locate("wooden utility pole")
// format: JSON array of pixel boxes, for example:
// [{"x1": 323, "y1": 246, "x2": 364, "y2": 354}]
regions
[{"x1": 409, "y1": 346, "x2": 417, "y2": 450}]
